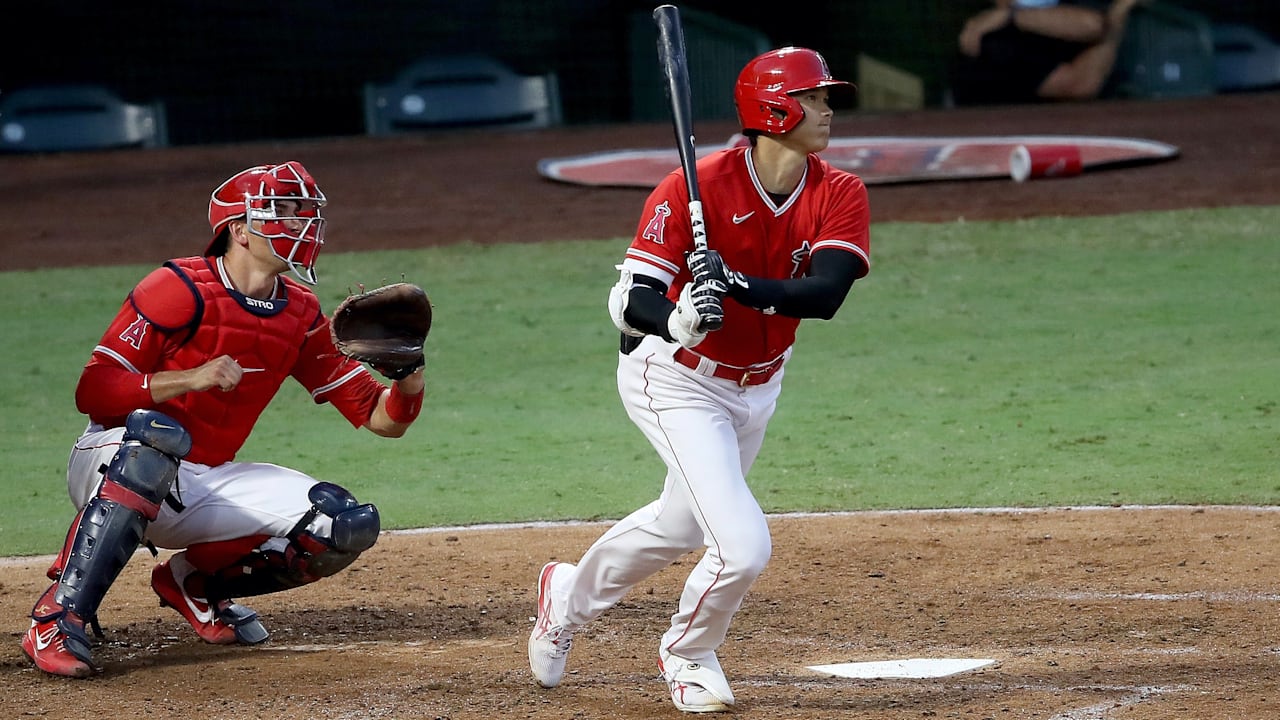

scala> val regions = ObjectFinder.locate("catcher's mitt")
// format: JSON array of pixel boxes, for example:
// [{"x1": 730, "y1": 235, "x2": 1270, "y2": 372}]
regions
[{"x1": 330, "y1": 282, "x2": 432, "y2": 380}]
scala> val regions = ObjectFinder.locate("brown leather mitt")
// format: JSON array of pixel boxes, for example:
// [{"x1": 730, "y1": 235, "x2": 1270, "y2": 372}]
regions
[{"x1": 330, "y1": 282, "x2": 432, "y2": 380}]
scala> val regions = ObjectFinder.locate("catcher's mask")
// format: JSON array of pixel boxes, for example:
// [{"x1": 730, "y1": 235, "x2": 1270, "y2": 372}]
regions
[
  {"x1": 206, "y1": 161, "x2": 328, "y2": 285},
  {"x1": 734, "y1": 47, "x2": 855, "y2": 135}
]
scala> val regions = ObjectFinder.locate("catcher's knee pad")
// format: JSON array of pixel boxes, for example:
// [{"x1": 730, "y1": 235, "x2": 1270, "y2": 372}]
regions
[
  {"x1": 123, "y1": 408, "x2": 194, "y2": 460},
  {"x1": 100, "y1": 409, "x2": 193, "y2": 513},
  {"x1": 205, "y1": 482, "x2": 380, "y2": 600},
  {"x1": 305, "y1": 481, "x2": 381, "y2": 554},
  {"x1": 287, "y1": 481, "x2": 381, "y2": 578},
  {"x1": 53, "y1": 411, "x2": 192, "y2": 622}
]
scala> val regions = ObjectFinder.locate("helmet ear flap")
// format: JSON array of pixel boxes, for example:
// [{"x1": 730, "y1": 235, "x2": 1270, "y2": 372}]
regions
[
  {"x1": 748, "y1": 92, "x2": 806, "y2": 134},
  {"x1": 734, "y1": 46, "x2": 854, "y2": 135}
]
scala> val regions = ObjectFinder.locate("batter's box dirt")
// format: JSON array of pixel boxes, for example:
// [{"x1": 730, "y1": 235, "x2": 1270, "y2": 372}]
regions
[{"x1": 3, "y1": 507, "x2": 1279, "y2": 719}]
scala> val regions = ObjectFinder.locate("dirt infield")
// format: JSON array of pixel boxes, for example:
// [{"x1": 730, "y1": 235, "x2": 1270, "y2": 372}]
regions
[
  {"x1": 2, "y1": 92, "x2": 1279, "y2": 718},
  {"x1": 4, "y1": 509, "x2": 1280, "y2": 719}
]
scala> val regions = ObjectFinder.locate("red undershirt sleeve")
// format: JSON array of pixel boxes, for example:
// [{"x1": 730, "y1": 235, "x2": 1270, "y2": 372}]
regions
[{"x1": 75, "y1": 363, "x2": 157, "y2": 417}]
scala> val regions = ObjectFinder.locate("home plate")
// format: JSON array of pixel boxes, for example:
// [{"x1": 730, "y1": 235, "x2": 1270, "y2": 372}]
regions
[{"x1": 807, "y1": 658, "x2": 997, "y2": 679}]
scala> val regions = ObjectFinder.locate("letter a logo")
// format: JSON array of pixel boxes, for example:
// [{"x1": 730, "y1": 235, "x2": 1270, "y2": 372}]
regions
[
  {"x1": 119, "y1": 314, "x2": 148, "y2": 349},
  {"x1": 642, "y1": 201, "x2": 672, "y2": 245}
]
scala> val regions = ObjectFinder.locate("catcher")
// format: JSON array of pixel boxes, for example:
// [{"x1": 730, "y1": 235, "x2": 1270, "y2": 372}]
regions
[{"x1": 20, "y1": 161, "x2": 432, "y2": 678}]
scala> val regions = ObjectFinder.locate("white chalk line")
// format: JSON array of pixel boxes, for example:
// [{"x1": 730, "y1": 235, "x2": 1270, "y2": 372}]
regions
[
  {"x1": 751, "y1": 679, "x2": 1195, "y2": 718},
  {"x1": 1046, "y1": 685, "x2": 1194, "y2": 720},
  {"x1": 392, "y1": 503, "x2": 1280, "y2": 536},
  {"x1": 1017, "y1": 589, "x2": 1280, "y2": 602},
  {"x1": 211, "y1": 634, "x2": 1212, "y2": 710},
  {"x1": 4, "y1": 503, "x2": 1277, "y2": 567}
]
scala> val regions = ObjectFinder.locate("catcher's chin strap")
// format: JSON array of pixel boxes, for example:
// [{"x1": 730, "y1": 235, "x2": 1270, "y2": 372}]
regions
[{"x1": 202, "y1": 482, "x2": 380, "y2": 601}]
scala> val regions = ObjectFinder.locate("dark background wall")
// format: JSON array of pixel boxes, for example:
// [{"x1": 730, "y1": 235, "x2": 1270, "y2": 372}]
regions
[{"x1": 3, "y1": 0, "x2": 1276, "y2": 146}]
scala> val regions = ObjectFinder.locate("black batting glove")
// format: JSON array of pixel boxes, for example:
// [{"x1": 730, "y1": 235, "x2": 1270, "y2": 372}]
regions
[
  {"x1": 688, "y1": 248, "x2": 749, "y2": 290},
  {"x1": 686, "y1": 248, "x2": 726, "y2": 286}
]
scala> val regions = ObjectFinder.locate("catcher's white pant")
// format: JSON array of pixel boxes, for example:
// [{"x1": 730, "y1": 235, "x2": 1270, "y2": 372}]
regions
[
  {"x1": 67, "y1": 423, "x2": 330, "y2": 550},
  {"x1": 560, "y1": 334, "x2": 785, "y2": 660}
]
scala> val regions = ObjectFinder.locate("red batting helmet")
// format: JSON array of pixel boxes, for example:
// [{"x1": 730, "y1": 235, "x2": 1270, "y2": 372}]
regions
[
  {"x1": 734, "y1": 47, "x2": 855, "y2": 135},
  {"x1": 206, "y1": 160, "x2": 328, "y2": 284}
]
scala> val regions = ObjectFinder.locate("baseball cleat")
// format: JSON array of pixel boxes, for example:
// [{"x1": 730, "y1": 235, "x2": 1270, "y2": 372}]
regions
[
  {"x1": 151, "y1": 559, "x2": 269, "y2": 645},
  {"x1": 658, "y1": 648, "x2": 735, "y2": 713},
  {"x1": 528, "y1": 561, "x2": 577, "y2": 688},
  {"x1": 21, "y1": 584, "x2": 95, "y2": 678},
  {"x1": 22, "y1": 618, "x2": 95, "y2": 678}
]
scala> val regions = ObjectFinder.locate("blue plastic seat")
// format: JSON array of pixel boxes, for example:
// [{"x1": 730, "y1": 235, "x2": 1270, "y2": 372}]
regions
[
  {"x1": 1212, "y1": 23, "x2": 1280, "y2": 92},
  {"x1": 1106, "y1": 2, "x2": 1216, "y2": 99},
  {"x1": 363, "y1": 55, "x2": 562, "y2": 135},
  {"x1": 0, "y1": 85, "x2": 167, "y2": 153}
]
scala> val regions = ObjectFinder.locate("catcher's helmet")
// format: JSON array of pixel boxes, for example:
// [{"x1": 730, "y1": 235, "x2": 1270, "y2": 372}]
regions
[
  {"x1": 734, "y1": 47, "x2": 855, "y2": 135},
  {"x1": 206, "y1": 161, "x2": 327, "y2": 284}
]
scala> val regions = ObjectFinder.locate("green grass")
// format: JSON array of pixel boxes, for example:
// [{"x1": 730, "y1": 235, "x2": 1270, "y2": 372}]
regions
[{"x1": 2, "y1": 206, "x2": 1277, "y2": 555}]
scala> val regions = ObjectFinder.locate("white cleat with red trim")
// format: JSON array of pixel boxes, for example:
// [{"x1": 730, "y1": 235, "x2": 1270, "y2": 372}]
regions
[
  {"x1": 658, "y1": 647, "x2": 736, "y2": 713},
  {"x1": 528, "y1": 561, "x2": 578, "y2": 688}
]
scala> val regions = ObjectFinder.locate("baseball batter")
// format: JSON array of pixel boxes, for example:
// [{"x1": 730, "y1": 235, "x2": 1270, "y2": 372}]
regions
[
  {"x1": 21, "y1": 161, "x2": 427, "y2": 678},
  {"x1": 529, "y1": 47, "x2": 870, "y2": 712}
]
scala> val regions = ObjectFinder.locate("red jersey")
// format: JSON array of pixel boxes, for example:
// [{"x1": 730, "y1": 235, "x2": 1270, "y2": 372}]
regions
[
  {"x1": 622, "y1": 146, "x2": 870, "y2": 367},
  {"x1": 76, "y1": 256, "x2": 386, "y2": 466}
]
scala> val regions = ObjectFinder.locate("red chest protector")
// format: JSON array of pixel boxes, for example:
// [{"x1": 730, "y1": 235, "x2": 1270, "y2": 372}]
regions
[{"x1": 148, "y1": 257, "x2": 322, "y2": 465}]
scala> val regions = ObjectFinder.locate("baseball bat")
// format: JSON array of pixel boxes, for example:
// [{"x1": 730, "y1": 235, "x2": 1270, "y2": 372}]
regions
[{"x1": 653, "y1": 4, "x2": 721, "y2": 330}]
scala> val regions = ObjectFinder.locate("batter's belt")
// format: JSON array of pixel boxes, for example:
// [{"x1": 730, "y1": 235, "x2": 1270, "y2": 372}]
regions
[{"x1": 673, "y1": 347, "x2": 786, "y2": 387}]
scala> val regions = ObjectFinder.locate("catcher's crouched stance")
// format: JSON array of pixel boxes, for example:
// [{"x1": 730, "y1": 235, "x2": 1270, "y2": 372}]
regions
[{"x1": 21, "y1": 161, "x2": 432, "y2": 678}]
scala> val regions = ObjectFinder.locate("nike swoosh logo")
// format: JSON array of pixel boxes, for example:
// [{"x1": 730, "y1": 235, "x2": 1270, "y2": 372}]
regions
[
  {"x1": 164, "y1": 565, "x2": 217, "y2": 623},
  {"x1": 732, "y1": 212, "x2": 754, "y2": 224},
  {"x1": 150, "y1": 420, "x2": 175, "y2": 430},
  {"x1": 142, "y1": 374, "x2": 150, "y2": 390},
  {"x1": 182, "y1": 590, "x2": 216, "y2": 624},
  {"x1": 33, "y1": 624, "x2": 58, "y2": 651}
]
